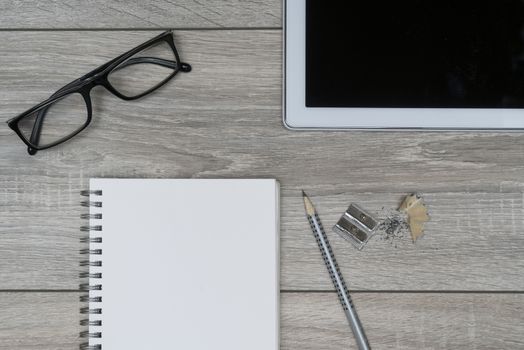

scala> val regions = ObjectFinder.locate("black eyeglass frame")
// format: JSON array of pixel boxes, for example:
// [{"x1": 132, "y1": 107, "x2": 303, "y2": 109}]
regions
[{"x1": 6, "y1": 30, "x2": 191, "y2": 155}]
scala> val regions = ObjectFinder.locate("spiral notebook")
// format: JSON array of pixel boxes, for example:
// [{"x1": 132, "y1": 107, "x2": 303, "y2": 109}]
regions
[{"x1": 81, "y1": 178, "x2": 280, "y2": 350}]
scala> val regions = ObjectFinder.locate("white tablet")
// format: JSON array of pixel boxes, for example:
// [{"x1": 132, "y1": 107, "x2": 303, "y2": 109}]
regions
[{"x1": 284, "y1": 1, "x2": 524, "y2": 130}]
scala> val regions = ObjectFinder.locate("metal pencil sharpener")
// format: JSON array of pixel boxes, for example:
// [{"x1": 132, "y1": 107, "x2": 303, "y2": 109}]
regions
[{"x1": 333, "y1": 203, "x2": 379, "y2": 250}]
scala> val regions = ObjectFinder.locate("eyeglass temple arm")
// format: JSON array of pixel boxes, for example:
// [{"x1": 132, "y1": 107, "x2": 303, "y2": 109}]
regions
[
  {"x1": 27, "y1": 57, "x2": 189, "y2": 155},
  {"x1": 110, "y1": 57, "x2": 191, "y2": 72}
]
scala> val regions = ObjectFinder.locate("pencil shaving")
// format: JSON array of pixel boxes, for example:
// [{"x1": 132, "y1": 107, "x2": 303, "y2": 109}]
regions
[{"x1": 398, "y1": 193, "x2": 429, "y2": 242}]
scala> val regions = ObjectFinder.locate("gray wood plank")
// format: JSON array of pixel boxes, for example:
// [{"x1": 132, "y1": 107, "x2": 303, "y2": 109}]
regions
[
  {"x1": 282, "y1": 292, "x2": 524, "y2": 350},
  {"x1": 0, "y1": 293, "x2": 81, "y2": 350},
  {"x1": 1, "y1": 31, "x2": 524, "y2": 290},
  {"x1": 282, "y1": 191, "x2": 524, "y2": 291},
  {"x1": 0, "y1": 0, "x2": 281, "y2": 28},
  {"x1": 0, "y1": 292, "x2": 522, "y2": 349}
]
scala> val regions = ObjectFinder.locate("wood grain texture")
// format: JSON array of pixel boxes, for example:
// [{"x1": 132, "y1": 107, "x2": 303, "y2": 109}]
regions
[
  {"x1": 282, "y1": 191, "x2": 524, "y2": 291},
  {"x1": 283, "y1": 292, "x2": 524, "y2": 350},
  {"x1": 0, "y1": 0, "x2": 281, "y2": 28},
  {"x1": 1, "y1": 31, "x2": 524, "y2": 290},
  {"x1": 0, "y1": 292, "x2": 522, "y2": 349},
  {"x1": 0, "y1": 293, "x2": 81, "y2": 350}
]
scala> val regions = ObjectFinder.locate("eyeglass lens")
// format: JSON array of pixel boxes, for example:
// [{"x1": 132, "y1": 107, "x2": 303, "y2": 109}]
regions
[
  {"x1": 17, "y1": 92, "x2": 88, "y2": 148},
  {"x1": 108, "y1": 40, "x2": 178, "y2": 98}
]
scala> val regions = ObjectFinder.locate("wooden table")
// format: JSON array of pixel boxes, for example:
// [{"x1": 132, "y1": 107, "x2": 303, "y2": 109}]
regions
[{"x1": 0, "y1": 1, "x2": 523, "y2": 349}]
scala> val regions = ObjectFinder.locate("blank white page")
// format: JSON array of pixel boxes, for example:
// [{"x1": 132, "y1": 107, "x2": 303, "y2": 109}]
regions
[{"x1": 88, "y1": 178, "x2": 279, "y2": 350}]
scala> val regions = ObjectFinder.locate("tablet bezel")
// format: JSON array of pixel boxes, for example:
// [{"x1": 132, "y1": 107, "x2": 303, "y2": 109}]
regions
[{"x1": 283, "y1": 0, "x2": 524, "y2": 130}]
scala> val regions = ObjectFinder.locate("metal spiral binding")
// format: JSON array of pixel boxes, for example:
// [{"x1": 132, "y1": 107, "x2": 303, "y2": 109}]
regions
[{"x1": 80, "y1": 190, "x2": 103, "y2": 350}]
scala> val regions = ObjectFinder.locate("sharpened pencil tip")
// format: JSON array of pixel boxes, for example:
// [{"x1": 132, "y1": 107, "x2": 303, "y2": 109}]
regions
[{"x1": 302, "y1": 191, "x2": 315, "y2": 216}]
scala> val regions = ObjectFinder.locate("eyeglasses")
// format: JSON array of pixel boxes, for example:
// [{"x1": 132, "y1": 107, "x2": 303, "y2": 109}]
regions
[{"x1": 6, "y1": 30, "x2": 191, "y2": 155}]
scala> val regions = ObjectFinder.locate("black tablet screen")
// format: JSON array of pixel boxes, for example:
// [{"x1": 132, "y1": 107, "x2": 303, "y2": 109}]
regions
[{"x1": 306, "y1": 1, "x2": 524, "y2": 108}]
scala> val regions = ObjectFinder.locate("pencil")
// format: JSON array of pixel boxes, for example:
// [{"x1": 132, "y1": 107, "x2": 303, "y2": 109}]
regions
[{"x1": 302, "y1": 191, "x2": 371, "y2": 350}]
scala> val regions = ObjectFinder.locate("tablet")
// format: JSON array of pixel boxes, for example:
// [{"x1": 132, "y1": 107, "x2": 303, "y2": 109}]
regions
[{"x1": 284, "y1": 0, "x2": 524, "y2": 130}]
